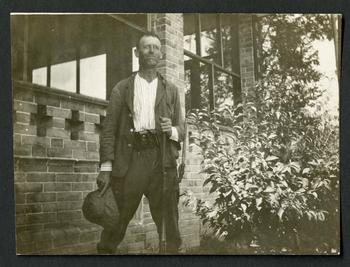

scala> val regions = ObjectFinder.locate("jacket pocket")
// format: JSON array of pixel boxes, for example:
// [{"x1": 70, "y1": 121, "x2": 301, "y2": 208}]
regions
[
  {"x1": 170, "y1": 140, "x2": 179, "y2": 159},
  {"x1": 165, "y1": 139, "x2": 180, "y2": 168}
]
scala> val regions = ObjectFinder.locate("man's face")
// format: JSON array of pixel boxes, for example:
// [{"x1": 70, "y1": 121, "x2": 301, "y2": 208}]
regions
[{"x1": 135, "y1": 36, "x2": 162, "y2": 69}]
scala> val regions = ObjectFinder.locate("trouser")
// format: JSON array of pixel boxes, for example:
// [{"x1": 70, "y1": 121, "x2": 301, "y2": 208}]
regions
[{"x1": 97, "y1": 147, "x2": 181, "y2": 254}]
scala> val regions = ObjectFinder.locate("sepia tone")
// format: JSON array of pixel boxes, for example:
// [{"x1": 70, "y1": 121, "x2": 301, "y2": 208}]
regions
[{"x1": 11, "y1": 13, "x2": 340, "y2": 255}]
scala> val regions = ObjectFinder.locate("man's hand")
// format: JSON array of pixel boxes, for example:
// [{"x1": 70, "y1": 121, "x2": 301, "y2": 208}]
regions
[
  {"x1": 96, "y1": 171, "x2": 111, "y2": 195},
  {"x1": 160, "y1": 116, "x2": 172, "y2": 137}
]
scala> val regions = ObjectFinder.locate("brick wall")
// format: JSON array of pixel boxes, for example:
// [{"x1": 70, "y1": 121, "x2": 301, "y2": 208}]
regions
[{"x1": 13, "y1": 81, "x2": 106, "y2": 254}]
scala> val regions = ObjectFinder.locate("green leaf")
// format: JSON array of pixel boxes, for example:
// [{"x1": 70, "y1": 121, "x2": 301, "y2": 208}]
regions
[
  {"x1": 296, "y1": 188, "x2": 306, "y2": 193},
  {"x1": 268, "y1": 133, "x2": 277, "y2": 139},
  {"x1": 223, "y1": 190, "x2": 232, "y2": 197},
  {"x1": 264, "y1": 186, "x2": 275, "y2": 193},
  {"x1": 302, "y1": 168, "x2": 310, "y2": 174},
  {"x1": 208, "y1": 210, "x2": 218, "y2": 219},
  {"x1": 280, "y1": 180, "x2": 288, "y2": 188},
  {"x1": 256, "y1": 197, "x2": 263, "y2": 210},
  {"x1": 281, "y1": 166, "x2": 291, "y2": 174},
  {"x1": 301, "y1": 178, "x2": 309, "y2": 188},
  {"x1": 245, "y1": 183, "x2": 259, "y2": 190},
  {"x1": 266, "y1": 155, "x2": 279, "y2": 161},
  {"x1": 276, "y1": 111, "x2": 281, "y2": 120},
  {"x1": 203, "y1": 178, "x2": 212, "y2": 187},
  {"x1": 317, "y1": 212, "x2": 325, "y2": 221},
  {"x1": 311, "y1": 191, "x2": 318, "y2": 198},
  {"x1": 241, "y1": 203, "x2": 247, "y2": 213},
  {"x1": 277, "y1": 207, "x2": 285, "y2": 221},
  {"x1": 290, "y1": 162, "x2": 301, "y2": 172},
  {"x1": 231, "y1": 194, "x2": 236, "y2": 203}
]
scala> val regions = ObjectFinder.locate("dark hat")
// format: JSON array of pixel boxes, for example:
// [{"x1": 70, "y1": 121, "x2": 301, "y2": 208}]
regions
[{"x1": 82, "y1": 187, "x2": 119, "y2": 229}]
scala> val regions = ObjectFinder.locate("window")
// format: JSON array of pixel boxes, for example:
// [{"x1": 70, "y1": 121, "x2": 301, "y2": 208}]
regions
[
  {"x1": 200, "y1": 14, "x2": 218, "y2": 60},
  {"x1": 14, "y1": 14, "x2": 148, "y2": 101},
  {"x1": 32, "y1": 55, "x2": 107, "y2": 99},
  {"x1": 51, "y1": 60, "x2": 77, "y2": 93},
  {"x1": 184, "y1": 13, "x2": 241, "y2": 112},
  {"x1": 215, "y1": 72, "x2": 234, "y2": 109},
  {"x1": 184, "y1": 34, "x2": 196, "y2": 55},
  {"x1": 32, "y1": 67, "x2": 47, "y2": 86},
  {"x1": 80, "y1": 54, "x2": 106, "y2": 99},
  {"x1": 221, "y1": 14, "x2": 240, "y2": 73},
  {"x1": 185, "y1": 62, "x2": 210, "y2": 110}
]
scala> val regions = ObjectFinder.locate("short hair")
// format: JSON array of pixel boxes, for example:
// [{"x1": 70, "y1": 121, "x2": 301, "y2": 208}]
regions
[{"x1": 136, "y1": 31, "x2": 161, "y2": 49}]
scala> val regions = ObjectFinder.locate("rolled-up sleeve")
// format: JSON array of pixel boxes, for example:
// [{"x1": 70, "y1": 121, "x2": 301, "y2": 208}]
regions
[{"x1": 170, "y1": 126, "x2": 179, "y2": 142}]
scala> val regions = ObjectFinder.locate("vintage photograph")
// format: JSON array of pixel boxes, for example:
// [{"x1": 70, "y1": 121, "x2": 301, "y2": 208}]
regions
[{"x1": 11, "y1": 13, "x2": 340, "y2": 255}]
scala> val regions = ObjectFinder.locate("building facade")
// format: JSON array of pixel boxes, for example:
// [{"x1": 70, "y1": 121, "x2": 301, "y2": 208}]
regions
[{"x1": 11, "y1": 13, "x2": 256, "y2": 254}]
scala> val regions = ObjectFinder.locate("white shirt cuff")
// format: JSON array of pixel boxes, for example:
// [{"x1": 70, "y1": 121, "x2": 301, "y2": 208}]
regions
[
  {"x1": 170, "y1": 126, "x2": 179, "y2": 142},
  {"x1": 100, "y1": 161, "x2": 112, "y2": 171}
]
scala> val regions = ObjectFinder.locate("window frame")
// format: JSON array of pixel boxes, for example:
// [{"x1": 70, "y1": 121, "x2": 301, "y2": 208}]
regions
[
  {"x1": 24, "y1": 14, "x2": 149, "y2": 100},
  {"x1": 184, "y1": 13, "x2": 241, "y2": 111}
]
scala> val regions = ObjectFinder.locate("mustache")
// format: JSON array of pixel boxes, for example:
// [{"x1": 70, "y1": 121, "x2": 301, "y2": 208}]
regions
[{"x1": 143, "y1": 56, "x2": 158, "y2": 59}]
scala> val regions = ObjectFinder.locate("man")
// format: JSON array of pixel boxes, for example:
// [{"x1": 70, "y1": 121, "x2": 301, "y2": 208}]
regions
[{"x1": 96, "y1": 32, "x2": 184, "y2": 254}]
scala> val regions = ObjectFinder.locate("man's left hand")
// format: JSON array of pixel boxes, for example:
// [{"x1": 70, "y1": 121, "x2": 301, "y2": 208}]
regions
[{"x1": 160, "y1": 117, "x2": 172, "y2": 137}]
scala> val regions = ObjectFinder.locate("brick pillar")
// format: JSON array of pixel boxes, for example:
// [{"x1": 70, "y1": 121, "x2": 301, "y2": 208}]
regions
[
  {"x1": 149, "y1": 13, "x2": 185, "y2": 113},
  {"x1": 239, "y1": 14, "x2": 257, "y2": 117}
]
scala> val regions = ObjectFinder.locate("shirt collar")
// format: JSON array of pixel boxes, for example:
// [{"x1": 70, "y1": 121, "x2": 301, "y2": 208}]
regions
[{"x1": 136, "y1": 72, "x2": 158, "y2": 85}]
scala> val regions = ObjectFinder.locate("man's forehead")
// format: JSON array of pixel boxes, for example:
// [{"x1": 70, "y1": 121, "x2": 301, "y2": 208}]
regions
[{"x1": 139, "y1": 36, "x2": 161, "y2": 46}]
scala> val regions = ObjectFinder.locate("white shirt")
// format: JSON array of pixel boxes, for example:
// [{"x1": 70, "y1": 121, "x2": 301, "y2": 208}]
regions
[
  {"x1": 133, "y1": 73, "x2": 158, "y2": 131},
  {"x1": 100, "y1": 73, "x2": 178, "y2": 171}
]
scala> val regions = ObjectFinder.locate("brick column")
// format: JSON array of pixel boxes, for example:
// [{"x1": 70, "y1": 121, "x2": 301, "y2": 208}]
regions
[
  {"x1": 239, "y1": 14, "x2": 257, "y2": 117},
  {"x1": 149, "y1": 13, "x2": 185, "y2": 113}
]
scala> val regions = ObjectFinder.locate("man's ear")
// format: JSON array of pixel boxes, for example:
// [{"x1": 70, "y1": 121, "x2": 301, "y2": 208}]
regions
[{"x1": 134, "y1": 47, "x2": 139, "y2": 58}]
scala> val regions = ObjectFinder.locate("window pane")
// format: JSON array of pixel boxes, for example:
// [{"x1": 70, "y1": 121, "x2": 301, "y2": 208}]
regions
[
  {"x1": 184, "y1": 34, "x2": 197, "y2": 54},
  {"x1": 32, "y1": 67, "x2": 47, "y2": 86},
  {"x1": 80, "y1": 54, "x2": 106, "y2": 100},
  {"x1": 183, "y1": 13, "x2": 240, "y2": 72},
  {"x1": 215, "y1": 71, "x2": 234, "y2": 110},
  {"x1": 200, "y1": 14, "x2": 218, "y2": 60},
  {"x1": 183, "y1": 14, "x2": 196, "y2": 54},
  {"x1": 221, "y1": 14, "x2": 239, "y2": 72},
  {"x1": 184, "y1": 13, "x2": 220, "y2": 61},
  {"x1": 51, "y1": 60, "x2": 76, "y2": 93},
  {"x1": 184, "y1": 59, "x2": 210, "y2": 111},
  {"x1": 184, "y1": 54, "x2": 191, "y2": 61}
]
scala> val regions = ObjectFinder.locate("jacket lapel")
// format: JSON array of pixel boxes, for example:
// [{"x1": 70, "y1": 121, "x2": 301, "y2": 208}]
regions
[
  {"x1": 125, "y1": 74, "x2": 136, "y2": 114},
  {"x1": 155, "y1": 72, "x2": 166, "y2": 110}
]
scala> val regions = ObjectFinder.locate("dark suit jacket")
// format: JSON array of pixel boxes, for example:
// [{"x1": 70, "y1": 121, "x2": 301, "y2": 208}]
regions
[{"x1": 100, "y1": 72, "x2": 184, "y2": 178}]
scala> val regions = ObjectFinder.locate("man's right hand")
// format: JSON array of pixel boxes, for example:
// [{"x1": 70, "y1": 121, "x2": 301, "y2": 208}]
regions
[{"x1": 96, "y1": 171, "x2": 111, "y2": 195}]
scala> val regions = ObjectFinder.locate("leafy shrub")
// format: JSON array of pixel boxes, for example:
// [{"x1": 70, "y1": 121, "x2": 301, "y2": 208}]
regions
[
  {"x1": 182, "y1": 14, "x2": 339, "y2": 253},
  {"x1": 183, "y1": 101, "x2": 338, "y2": 252}
]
